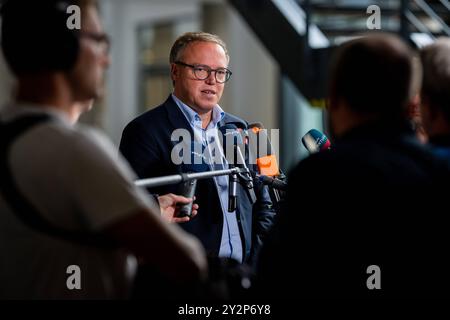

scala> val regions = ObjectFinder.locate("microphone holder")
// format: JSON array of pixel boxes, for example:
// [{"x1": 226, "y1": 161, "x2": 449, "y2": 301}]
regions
[
  {"x1": 236, "y1": 167, "x2": 257, "y2": 205},
  {"x1": 258, "y1": 174, "x2": 287, "y2": 210},
  {"x1": 135, "y1": 167, "x2": 245, "y2": 188}
]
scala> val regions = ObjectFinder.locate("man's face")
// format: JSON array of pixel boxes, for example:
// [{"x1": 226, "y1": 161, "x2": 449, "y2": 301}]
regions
[
  {"x1": 68, "y1": 5, "x2": 110, "y2": 102},
  {"x1": 172, "y1": 41, "x2": 229, "y2": 114}
]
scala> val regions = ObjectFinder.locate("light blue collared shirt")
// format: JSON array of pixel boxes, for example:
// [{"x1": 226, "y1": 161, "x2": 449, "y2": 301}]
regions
[{"x1": 171, "y1": 94, "x2": 243, "y2": 263}]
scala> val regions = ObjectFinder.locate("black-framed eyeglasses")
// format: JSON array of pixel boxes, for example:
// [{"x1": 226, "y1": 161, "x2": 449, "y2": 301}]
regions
[
  {"x1": 175, "y1": 61, "x2": 232, "y2": 83},
  {"x1": 78, "y1": 31, "x2": 111, "y2": 53}
]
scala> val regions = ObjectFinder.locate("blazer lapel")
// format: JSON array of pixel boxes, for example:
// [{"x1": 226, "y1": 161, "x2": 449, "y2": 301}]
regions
[{"x1": 163, "y1": 95, "x2": 195, "y2": 137}]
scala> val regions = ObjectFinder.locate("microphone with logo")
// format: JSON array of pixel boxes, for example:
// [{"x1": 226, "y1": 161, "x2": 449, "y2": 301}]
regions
[
  {"x1": 301, "y1": 129, "x2": 331, "y2": 154},
  {"x1": 247, "y1": 123, "x2": 287, "y2": 209},
  {"x1": 247, "y1": 123, "x2": 282, "y2": 177}
]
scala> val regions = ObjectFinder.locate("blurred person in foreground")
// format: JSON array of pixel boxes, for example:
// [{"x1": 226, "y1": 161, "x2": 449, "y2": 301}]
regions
[
  {"x1": 0, "y1": 0, "x2": 206, "y2": 299},
  {"x1": 256, "y1": 33, "x2": 450, "y2": 299}
]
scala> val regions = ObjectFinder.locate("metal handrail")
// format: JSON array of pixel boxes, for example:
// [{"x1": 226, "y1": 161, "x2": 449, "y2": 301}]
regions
[
  {"x1": 414, "y1": 0, "x2": 450, "y2": 36},
  {"x1": 405, "y1": 9, "x2": 436, "y2": 39},
  {"x1": 440, "y1": 0, "x2": 450, "y2": 12}
]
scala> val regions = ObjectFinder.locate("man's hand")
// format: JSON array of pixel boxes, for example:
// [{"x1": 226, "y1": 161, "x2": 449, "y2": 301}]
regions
[{"x1": 158, "y1": 193, "x2": 199, "y2": 223}]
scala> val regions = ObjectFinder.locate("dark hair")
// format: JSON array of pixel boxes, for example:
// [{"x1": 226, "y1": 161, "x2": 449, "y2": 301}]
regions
[
  {"x1": 329, "y1": 33, "x2": 416, "y2": 117},
  {"x1": 420, "y1": 37, "x2": 450, "y2": 124},
  {"x1": 1, "y1": 0, "x2": 97, "y2": 75}
]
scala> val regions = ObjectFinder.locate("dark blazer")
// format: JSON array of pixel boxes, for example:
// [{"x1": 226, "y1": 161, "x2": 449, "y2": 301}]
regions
[
  {"x1": 119, "y1": 95, "x2": 275, "y2": 263},
  {"x1": 257, "y1": 121, "x2": 450, "y2": 298}
]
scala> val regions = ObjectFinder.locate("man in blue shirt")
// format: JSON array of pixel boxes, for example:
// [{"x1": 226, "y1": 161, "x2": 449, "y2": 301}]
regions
[{"x1": 119, "y1": 32, "x2": 275, "y2": 264}]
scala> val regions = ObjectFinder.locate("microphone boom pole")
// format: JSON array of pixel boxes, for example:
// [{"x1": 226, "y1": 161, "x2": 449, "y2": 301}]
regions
[{"x1": 135, "y1": 167, "x2": 245, "y2": 188}]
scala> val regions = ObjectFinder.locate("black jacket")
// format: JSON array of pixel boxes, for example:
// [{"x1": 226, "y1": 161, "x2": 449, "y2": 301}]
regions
[{"x1": 257, "y1": 121, "x2": 450, "y2": 298}]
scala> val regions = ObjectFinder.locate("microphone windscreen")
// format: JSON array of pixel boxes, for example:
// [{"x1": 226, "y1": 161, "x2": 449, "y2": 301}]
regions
[
  {"x1": 218, "y1": 124, "x2": 243, "y2": 143},
  {"x1": 248, "y1": 122, "x2": 264, "y2": 130},
  {"x1": 302, "y1": 129, "x2": 331, "y2": 154},
  {"x1": 218, "y1": 124, "x2": 245, "y2": 165}
]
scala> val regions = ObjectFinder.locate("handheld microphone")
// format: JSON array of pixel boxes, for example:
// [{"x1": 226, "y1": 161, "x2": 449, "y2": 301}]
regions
[
  {"x1": 176, "y1": 141, "x2": 206, "y2": 217},
  {"x1": 177, "y1": 179, "x2": 197, "y2": 217},
  {"x1": 301, "y1": 129, "x2": 331, "y2": 154}
]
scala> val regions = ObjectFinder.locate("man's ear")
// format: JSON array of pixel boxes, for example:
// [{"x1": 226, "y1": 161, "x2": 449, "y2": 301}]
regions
[{"x1": 170, "y1": 63, "x2": 178, "y2": 80}]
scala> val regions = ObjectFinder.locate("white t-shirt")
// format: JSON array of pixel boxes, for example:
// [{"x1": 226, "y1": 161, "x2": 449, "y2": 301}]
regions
[{"x1": 0, "y1": 104, "x2": 158, "y2": 299}]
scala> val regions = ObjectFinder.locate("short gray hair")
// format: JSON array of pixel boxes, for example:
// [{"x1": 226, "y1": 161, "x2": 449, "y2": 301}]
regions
[{"x1": 169, "y1": 31, "x2": 229, "y2": 64}]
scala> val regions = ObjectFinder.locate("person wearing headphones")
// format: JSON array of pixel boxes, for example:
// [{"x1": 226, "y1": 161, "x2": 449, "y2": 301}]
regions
[{"x1": 0, "y1": 0, "x2": 206, "y2": 299}]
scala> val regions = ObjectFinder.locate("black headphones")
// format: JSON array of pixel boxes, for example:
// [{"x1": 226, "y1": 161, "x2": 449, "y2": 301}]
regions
[{"x1": 1, "y1": 0, "x2": 80, "y2": 74}]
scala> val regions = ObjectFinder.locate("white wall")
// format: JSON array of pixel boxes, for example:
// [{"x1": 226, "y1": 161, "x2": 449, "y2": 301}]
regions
[
  {"x1": 223, "y1": 4, "x2": 279, "y2": 130},
  {"x1": 101, "y1": 0, "x2": 201, "y2": 144}
]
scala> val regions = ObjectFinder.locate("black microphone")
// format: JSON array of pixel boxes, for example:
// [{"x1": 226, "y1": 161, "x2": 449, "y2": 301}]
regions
[
  {"x1": 301, "y1": 129, "x2": 331, "y2": 154},
  {"x1": 176, "y1": 141, "x2": 205, "y2": 217},
  {"x1": 177, "y1": 179, "x2": 197, "y2": 217},
  {"x1": 235, "y1": 142, "x2": 257, "y2": 204},
  {"x1": 228, "y1": 167, "x2": 238, "y2": 212},
  {"x1": 219, "y1": 124, "x2": 257, "y2": 210},
  {"x1": 218, "y1": 123, "x2": 245, "y2": 163},
  {"x1": 219, "y1": 124, "x2": 241, "y2": 212}
]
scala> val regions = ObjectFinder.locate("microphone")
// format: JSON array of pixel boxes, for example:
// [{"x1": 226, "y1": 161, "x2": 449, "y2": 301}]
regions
[
  {"x1": 218, "y1": 123, "x2": 245, "y2": 165},
  {"x1": 301, "y1": 129, "x2": 331, "y2": 154},
  {"x1": 235, "y1": 141, "x2": 257, "y2": 205},
  {"x1": 176, "y1": 141, "x2": 206, "y2": 217},
  {"x1": 248, "y1": 123, "x2": 281, "y2": 177},
  {"x1": 258, "y1": 175, "x2": 287, "y2": 191},
  {"x1": 219, "y1": 124, "x2": 241, "y2": 212},
  {"x1": 248, "y1": 122, "x2": 286, "y2": 206},
  {"x1": 219, "y1": 124, "x2": 257, "y2": 210},
  {"x1": 228, "y1": 167, "x2": 238, "y2": 212},
  {"x1": 177, "y1": 179, "x2": 197, "y2": 217},
  {"x1": 248, "y1": 123, "x2": 277, "y2": 175}
]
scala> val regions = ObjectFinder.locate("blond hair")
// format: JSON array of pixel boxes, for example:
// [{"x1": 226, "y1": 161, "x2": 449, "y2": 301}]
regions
[{"x1": 169, "y1": 31, "x2": 229, "y2": 64}]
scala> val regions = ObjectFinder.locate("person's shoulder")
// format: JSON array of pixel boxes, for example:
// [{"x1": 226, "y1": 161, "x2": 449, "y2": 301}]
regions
[
  {"x1": 290, "y1": 151, "x2": 331, "y2": 176},
  {"x1": 67, "y1": 124, "x2": 116, "y2": 154},
  {"x1": 221, "y1": 112, "x2": 248, "y2": 128},
  {"x1": 25, "y1": 121, "x2": 118, "y2": 169},
  {"x1": 124, "y1": 98, "x2": 172, "y2": 130},
  {"x1": 30, "y1": 117, "x2": 96, "y2": 144},
  {"x1": 288, "y1": 146, "x2": 355, "y2": 186}
]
